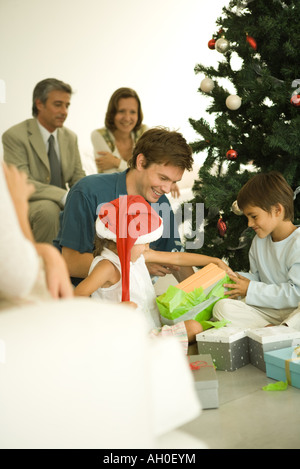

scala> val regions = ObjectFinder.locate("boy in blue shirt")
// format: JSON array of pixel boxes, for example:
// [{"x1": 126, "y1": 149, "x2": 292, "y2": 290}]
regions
[{"x1": 213, "y1": 171, "x2": 300, "y2": 330}]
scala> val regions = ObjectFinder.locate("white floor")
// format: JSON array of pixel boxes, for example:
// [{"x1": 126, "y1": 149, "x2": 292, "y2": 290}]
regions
[{"x1": 155, "y1": 275, "x2": 300, "y2": 450}]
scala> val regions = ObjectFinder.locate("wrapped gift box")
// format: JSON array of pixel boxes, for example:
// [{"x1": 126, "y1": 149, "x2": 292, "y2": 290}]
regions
[
  {"x1": 177, "y1": 263, "x2": 227, "y2": 294},
  {"x1": 196, "y1": 326, "x2": 249, "y2": 371},
  {"x1": 189, "y1": 354, "x2": 219, "y2": 409},
  {"x1": 264, "y1": 346, "x2": 300, "y2": 389},
  {"x1": 247, "y1": 326, "x2": 300, "y2": 371},
  {"x1": 159, "y1": 296, "x2": 217, "y2": 326}
]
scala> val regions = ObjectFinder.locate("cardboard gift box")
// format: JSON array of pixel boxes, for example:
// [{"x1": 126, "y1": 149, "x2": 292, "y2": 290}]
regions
[
  {"x1": 189, "y1": 354, "x2": 219, "y2": 409},
  {"x1": 247, "y1": 326, "x2": 300, "y2": 371},
  {"x1": 196, "y1": 326, "x2": 249, "y2": 371},
  {"x1": 157, "y1": 264, "x2": 230, "y2": 327},
  {"x1": 264, "y1": 346, "x2": 300, "y2": 389},
  {"x1": 177, "y1": 263, "x2": 227, "y2": 294}
]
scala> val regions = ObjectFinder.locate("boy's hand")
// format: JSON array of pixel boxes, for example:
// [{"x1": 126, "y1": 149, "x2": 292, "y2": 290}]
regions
[{"x1": 224, "y1": 271, "x2": 250, "y2": 299}]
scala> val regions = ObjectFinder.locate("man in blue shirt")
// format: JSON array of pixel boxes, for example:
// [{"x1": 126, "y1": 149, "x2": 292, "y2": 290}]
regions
[{"x1": 54, "y1": 127, "x2": 194, "y2": 284}]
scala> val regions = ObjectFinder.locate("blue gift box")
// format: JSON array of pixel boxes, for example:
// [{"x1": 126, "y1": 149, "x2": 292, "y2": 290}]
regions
[{"x1": 264, "y1": 347, "x2": 300, "y2": 389}]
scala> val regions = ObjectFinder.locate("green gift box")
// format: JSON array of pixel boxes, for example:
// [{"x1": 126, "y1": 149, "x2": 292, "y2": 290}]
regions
[{"x1": 156, "y1": 275, "x2": 232, "y2": 329}]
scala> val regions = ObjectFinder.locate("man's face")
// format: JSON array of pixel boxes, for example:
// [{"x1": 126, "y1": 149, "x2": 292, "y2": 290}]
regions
[
  {"x1": 36, "y1": 90, "x2": 71, "y2": 132},
  {"x1": 134, "y1": 155, "x2": 184, "y2": 203}
]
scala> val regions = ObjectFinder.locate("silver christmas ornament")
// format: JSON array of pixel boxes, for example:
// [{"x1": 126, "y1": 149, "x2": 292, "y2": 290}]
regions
[{"x1": 215, "y1": 37, "x2": 230, "y2": 53}]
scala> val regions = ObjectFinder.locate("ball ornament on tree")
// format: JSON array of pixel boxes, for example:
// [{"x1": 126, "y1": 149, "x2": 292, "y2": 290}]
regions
[
  {"x1": 291, "y1": 94, "x2": 300, "y2": 107},
  {"x1": 226, "y1": 94, "x2": 242, "y2": 110},
  {"x1": 246, "y1": 34, "x2": 257, "y2": 50},
  {"x1": 226, "y1": 148, "x2": 238, "y2": 160},
  {"x1": 208, "y1": 38, "x2": 216, "y2": 50},
  {"x1": 200, "y1": 77, "x2": 215, "y2": 93},
  {"x1": 217, "y1": 217, "x2": 227, "y2": 237},
  {"x1": 215, "y1": 37, "x2": 230, "y2": 53},
  {"x1": 231, "y1": 200, "x2": 243, "y2": 216}
]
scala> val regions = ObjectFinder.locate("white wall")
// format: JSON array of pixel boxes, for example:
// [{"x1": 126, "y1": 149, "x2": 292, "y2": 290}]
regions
[{"x1": 0, "y1": 0, "x2": 229, "y2": 167}]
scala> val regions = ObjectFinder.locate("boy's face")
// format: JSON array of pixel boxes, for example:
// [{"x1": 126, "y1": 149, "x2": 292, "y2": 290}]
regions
[{"x1": 243, "y1": 204, "x2": 282, "y2": 239}]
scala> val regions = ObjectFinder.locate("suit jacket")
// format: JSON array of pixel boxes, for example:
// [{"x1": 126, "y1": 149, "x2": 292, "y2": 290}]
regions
[{"x1": 2, "y1": 118, "x2": 86, "y2": 207}]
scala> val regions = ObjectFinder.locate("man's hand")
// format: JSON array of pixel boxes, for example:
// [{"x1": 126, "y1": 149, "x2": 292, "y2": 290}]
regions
[{"x1": 146, "y1": 262, "x2": 180, "y2": 277}]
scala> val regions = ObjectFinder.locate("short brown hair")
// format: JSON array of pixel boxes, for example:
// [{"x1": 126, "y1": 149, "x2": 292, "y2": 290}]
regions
[
  {"x1": 128, "y1": 127, "x2": 193, "y2": 171},
  {"x1": 237, "y1": 171, "x2": 294, "y2": 221},
  {"x1": 105, "y1": 87, "x2": 143, "y2": 132}
]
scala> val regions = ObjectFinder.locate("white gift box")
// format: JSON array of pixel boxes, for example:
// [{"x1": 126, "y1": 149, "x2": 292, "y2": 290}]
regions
[
  {"x1": 196, "y1": 326, "x2": 249, "y2": 371},
  {"x1": 247, "y1": 325, "x2": 300, "y2": 371}
]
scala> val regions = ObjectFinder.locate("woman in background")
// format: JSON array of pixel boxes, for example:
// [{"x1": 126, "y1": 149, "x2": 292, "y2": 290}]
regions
[{"x1": 91, "y1": 87, "x2": 147, "y2": 174}]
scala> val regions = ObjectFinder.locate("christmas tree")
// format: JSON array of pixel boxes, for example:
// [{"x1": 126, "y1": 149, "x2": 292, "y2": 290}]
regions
[{"x1": 187, "y1": 0, "x2": 300, "y2": 271}]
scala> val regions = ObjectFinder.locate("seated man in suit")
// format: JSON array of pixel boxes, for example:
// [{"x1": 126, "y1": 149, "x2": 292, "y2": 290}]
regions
[{"x1": 2, "y1": 78, "x2": 86, "y2": 244}]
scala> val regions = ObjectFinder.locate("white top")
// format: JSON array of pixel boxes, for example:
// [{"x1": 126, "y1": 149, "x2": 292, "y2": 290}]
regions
[
  {"x1": 246, "y1": 325, "x2": 300, "y2": 344},
  {"x1": 89, "y1": 248, "x2": 162, "y2": 330},
  {"x1": 36, "y1": 119, "x2": 61, "y2": 160},
  {"x1": 241, "y1": 229, "x2": 300, "y2": 309},
  {"x1": 196, "y1": 325, "x2": 247, "y2": 343},
  {"x1": 0, "y1": 164, "x2": 39, "y2": 300},
  {"x1": 90, "y1": 129, "x2": 129, "y2": 173}
]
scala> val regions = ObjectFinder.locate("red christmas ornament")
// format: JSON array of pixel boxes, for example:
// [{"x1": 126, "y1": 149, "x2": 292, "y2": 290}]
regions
[
  {"x1": 217, "y1": 217, "x2": 227, "y2": 237},
  {"x1": 208, "y1": 38, "x2": 216, "y2": 50},
  {"x1": 246, "y1": 34, "x2": 257, "y2": 50},
  {"x1": 291, "y1": 95, "x2": 300, "y2": 107},
  {"x1": 226, "y1": 148, "x2": 238, "y2": 160}
]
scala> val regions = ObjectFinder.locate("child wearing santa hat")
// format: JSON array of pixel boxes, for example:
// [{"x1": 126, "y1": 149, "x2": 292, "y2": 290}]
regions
[{"x1": 74, "y1": 195, "x2": 229, "y2": 352}]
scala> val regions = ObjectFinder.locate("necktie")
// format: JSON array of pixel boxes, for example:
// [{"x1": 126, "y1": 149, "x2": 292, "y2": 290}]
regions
[{"x1": 48, "y1": 135, "x2": 63, "y2": 187}]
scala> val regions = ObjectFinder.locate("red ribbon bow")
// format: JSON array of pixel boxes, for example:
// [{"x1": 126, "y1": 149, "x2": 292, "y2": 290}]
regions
[{"x1": 189, "y1": 358, "x2": 214, "y2": 370}]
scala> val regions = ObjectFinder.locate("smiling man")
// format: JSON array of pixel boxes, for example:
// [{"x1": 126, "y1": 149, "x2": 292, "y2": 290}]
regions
[
  {"x1": 2, "y1": 78, "x2": 86, "y2": 244},
  {"x1": 54, "y1": 127, "x2": 194, "y2": 285}
]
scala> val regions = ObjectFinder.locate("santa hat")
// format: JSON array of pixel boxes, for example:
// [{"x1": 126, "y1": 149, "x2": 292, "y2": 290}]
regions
[{"x1": 96, "y1": 195, "x2": 163, "y2": 302}]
